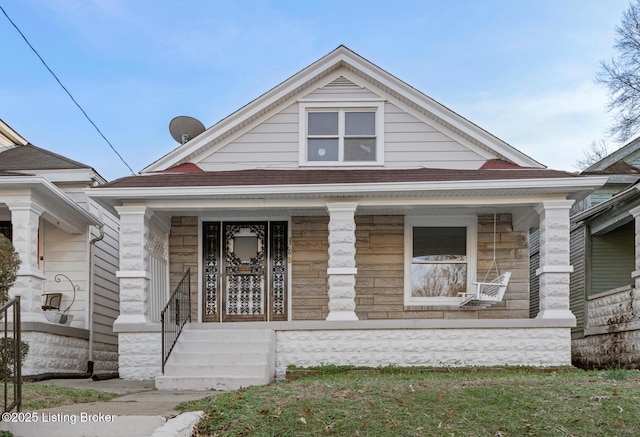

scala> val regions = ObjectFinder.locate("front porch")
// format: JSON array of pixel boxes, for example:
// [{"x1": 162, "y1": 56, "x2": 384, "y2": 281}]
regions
[{"x1": 109, "y1": 198, "x2": 578, "y2": 384}]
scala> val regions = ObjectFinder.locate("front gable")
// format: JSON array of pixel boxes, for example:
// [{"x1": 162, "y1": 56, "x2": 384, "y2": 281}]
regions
[{"x1": 143, "y1": 46, "x2": 542, "y2": 174}]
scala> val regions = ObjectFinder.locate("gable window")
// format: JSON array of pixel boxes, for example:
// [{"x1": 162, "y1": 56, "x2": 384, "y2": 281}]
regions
[
  {"x1": 404, "y1": 216, "x2": 477, "y2": 306},
  {"x1": 300, "y1": 102, "x2": 384, "y2": 165}
]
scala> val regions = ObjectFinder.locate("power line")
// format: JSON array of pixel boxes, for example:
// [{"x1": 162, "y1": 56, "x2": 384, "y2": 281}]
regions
[{"x1": 0, "y1": 4, "x2": 136, "y2": 176}]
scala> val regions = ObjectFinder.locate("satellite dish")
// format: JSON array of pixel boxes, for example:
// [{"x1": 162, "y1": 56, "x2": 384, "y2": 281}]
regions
[{"x1": 169, "y1": 116, "x2": 206, "y2": 144}]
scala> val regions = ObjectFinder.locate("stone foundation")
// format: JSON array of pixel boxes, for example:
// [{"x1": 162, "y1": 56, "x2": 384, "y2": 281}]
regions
[
  {"x1": 20, "y1": 330, "x2": 118, "y2": 376},
  {"x1": 276, "y1": 327, "x2": 571, "y2": 369},
  {"x1": 572, "y1": 285, "x2": 640, "y2": 368}
]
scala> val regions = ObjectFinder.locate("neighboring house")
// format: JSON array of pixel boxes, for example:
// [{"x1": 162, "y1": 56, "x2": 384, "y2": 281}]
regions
[
  {"x1": 89, "y1": 46, "x2": 606, "y2": 389},
  {"x1": 568, "y1": 138, "x2": 640, "y2": 368},
  {"x1": 0, "y1": 119, "x2": 119, "y2": 376}
]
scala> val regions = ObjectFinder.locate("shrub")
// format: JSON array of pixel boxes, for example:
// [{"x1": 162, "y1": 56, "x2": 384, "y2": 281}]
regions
[
  {"x1": 0, "y1": 338, "x2": 29, "y2": 379},
  {"x1": 0, "y1": 235, "x2": 20, "y2": 305}
]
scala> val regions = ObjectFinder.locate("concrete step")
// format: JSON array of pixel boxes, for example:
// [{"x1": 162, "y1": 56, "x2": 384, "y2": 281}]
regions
[
  {"x1": 168, "y1": 351, "x2": 270, "y2": 364},
  {"x1": 156, "y1": 375, "x2": 269, "y2": 391},
  {"x1": 173, "y1": 339, "x2": 272, "y2": 353},
  {"x1": 163, "y1": 362, "x2": 269, "y2": 378},
  {"x1": 158, "y1": 328, "x2": 275, "y2": 391},
  {"x1": 180, "y1": 328, "x2": 274, "y2": 341}
]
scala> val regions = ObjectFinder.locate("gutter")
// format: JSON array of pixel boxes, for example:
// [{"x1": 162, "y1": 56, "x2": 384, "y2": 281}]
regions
[{"x1": 571, "y1": 183, "x2": 640, "y2": 223}]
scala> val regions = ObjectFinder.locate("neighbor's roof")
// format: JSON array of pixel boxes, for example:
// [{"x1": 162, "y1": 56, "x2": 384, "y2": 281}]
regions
[
  {"x1": 101, "y1": 167, "x2": 580, "y2": 189},
  {"x1": 0, "y1": 143, "x2": 90, "y2": 171}
]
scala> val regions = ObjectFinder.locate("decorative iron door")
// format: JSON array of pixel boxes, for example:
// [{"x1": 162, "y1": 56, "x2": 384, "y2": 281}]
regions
[
  {"x1": 202, "y1": 221, "x2": 288, "y2": 322},
  {"x1": 222, "y1": 222, "x2": 267, "y2": 321}
]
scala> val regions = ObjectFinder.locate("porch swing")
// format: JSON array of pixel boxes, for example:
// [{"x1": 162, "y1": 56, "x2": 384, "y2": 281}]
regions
[{"x1": 458, "y1": 213, "x2": 511, "y2": 309}]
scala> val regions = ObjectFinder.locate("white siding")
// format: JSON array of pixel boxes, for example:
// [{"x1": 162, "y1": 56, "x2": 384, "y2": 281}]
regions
[
  {"x1": 90, "y1": 204, "x2": 119, "y2": 345},
  {"x1": 383, "y1": 103, "x2": 487, "y2": 169},
  {"x1": 42, "y1": 222, "x2": 88, "y2": 327},
  {"x1": 197, "y1": 91, "x2": 488, "y2": 171},
  {"x1": 197, "y1": 104, "x2": 300, "y2": 170}
]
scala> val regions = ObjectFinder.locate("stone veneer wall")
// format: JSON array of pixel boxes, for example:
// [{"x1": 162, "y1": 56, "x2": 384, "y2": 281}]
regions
[
  {"x1": 166, "y1": 214, "x2": 530, "y2": 322},
  {"x1": 21, "y1": 332, "x2": 118, "y2": 375},
  {"x1": 291, "y1": 217, "x2": 330, "y2": 320},
  {"x1": 118, "y1": 332, "x2": 162, "y2": 379},
  {"x1": 572, "y1": 285, "x2": 640, "y2": 368},
  {"x1": 291, "y1": 214, "x2": 529, "y2": 321},
  {"x1": 275, "y1": 328, "x2": 570, "y2": 368},
  {"x1": 169, "y1": 216, "x2": 199, "y2": 322}
]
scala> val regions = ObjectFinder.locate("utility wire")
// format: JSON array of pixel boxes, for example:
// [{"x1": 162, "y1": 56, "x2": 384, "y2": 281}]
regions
[{"x1": 1, "y1": 5, "x2": 136, "y2": 175}]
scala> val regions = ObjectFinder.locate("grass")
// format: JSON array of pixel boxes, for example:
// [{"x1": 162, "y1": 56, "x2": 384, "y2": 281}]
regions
[
  {"x1": 2, "y1": 382, "x2": 118, "y2": 410},
  {"x1": 178, "y1": 368, "x2": 640, "y2": 437}
]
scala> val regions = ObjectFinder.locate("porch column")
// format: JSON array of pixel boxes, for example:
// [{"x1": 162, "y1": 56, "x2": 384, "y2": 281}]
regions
[
  {"x1": 113, "y1": 205, "x2": 153, "y2": 326},
  {"x1": 6, "y1": 201, "x2": 47, "y2": 322},
  {"x1": 535, "y1": 200, "x2": 575, "y2": 320},
  {"x1": 630, "y1": 206, "x2": 640, "y2": 313},
  {"x1": 326, "y1": 202, "x2": 358, "y2": 321}
]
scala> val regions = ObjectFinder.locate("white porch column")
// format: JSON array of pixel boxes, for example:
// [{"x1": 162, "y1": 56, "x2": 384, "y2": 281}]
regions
[
  {"x1": 630, "y1": 206, "x2": 640, "y2": 306},
  {"x1": 7, "y1": 201, "x2": 47, "y2": 323},
  {"x1": 113, "y1": 205, "x2": 153, "y2": 326},
  {"x1": 326, "y1": 202, "x2": 358, "y2": 321},
  {"x1": 535, "y1": 200, "x2": 575, "y2": 320}
]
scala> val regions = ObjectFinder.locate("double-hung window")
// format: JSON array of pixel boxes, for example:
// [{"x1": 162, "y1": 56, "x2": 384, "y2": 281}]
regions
[
  {"x1": 300, "y1": 103, "x2": 383, "y2": 165},
  {"x1": 404, "y1": 216, "x2": 477, "y2": 306}
]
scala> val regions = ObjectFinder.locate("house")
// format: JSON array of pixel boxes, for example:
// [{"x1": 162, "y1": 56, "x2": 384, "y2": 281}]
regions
[
  {"x1": 89, "y1": 46, "x2": 607, "y2": 389},
  {"x1": 0, "y1": 119, "x2": 119, "y2": 376},
  {"x1": 567, "y1": 138, "x2": 640, "y2": 368}
]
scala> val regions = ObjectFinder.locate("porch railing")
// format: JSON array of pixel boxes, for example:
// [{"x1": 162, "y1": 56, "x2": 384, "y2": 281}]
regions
[
  {"x1": 161, "y1": 269, "x2": 191, "y2": 373},
  {"x1": 1, "y1": 296, "x2": 22, "y2": 413}
]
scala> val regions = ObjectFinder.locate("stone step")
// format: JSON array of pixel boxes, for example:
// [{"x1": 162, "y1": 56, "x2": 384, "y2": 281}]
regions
[
  {"x1": 163, "y1": 362, "x2": 269, "y2": 378},
  {"x1": 168, "y1": 351, "x2": 270, "y2": 364},
  {"x1": 156, "y1": 375, "x2": 269, "y2": 391}
]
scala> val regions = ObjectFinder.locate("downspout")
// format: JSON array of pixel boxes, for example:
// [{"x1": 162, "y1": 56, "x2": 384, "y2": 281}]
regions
[{"x1": 88, "y1": 224, "x2": 105, "y2": 372}]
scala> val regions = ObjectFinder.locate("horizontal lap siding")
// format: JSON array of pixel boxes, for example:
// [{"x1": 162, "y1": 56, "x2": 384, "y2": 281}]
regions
[
  {"x1": 91, "y1": 207, "x2": 119, "y2": 345},
  {"x1": 383, "y1": 103, "x2": 487, "y2": 169},
  {"x1": 198, "y1": 106, "x2": 299, "y2": 170},
  {"x1": 570, "y1": 224, "x2": 586, "y2": 338}
]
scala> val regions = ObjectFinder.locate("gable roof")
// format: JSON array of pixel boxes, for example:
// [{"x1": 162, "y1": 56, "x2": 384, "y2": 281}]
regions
[
  {"x1": 142, "y1": 46, "x2": 543, "y2": 173},
  {"x1": 0, "y1": 143, "x2": 91, "y2": 171},
  {"x1": 583, "y1": 137, "x2": 640, "y2": 173}
]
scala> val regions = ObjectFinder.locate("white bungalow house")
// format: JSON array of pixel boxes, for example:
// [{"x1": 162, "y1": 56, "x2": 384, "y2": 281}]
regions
[
  {"x1": 0, "y1": 119, "x2": 119, "y2": 376},
  {"x1": 89, "y1": 46, "x2": 607, "y2": 389}
]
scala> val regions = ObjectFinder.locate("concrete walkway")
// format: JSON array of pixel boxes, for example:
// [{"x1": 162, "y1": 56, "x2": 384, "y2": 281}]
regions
[{"x1": 0, "y1": 378, "x2": 221, "y2": 437}]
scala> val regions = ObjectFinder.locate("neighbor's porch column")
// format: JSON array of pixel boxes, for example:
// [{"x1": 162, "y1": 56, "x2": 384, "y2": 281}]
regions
[
  {"x1": 326, "y1": 202, "x2": 358, "y2": 321},
  {"x1": 535, "y1": 200, "x2": 575, "y2": 320},
  {"x1": 630, "y1": 206, "x2": 640, "y2": 309},
  {"x1": 7, "y1": 201, "x2": 47, "y2": 323},
  {"x1": 113, "y1": 205, "x2": 153, "y2": 326}
]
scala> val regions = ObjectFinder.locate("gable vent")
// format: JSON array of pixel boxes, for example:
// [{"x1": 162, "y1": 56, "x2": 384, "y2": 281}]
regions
[{"x1": 326, "y1": 76, "x2": 362, "y2": 88}]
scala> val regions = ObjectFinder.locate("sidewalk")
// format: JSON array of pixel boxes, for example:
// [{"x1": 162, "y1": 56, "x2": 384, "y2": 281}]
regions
[{"x1": 0, "y1": 378, "x2": 220, "y2": 437}]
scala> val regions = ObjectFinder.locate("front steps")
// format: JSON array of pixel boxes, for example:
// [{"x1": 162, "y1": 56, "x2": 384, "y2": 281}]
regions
[{"x1": 155, "y1": 325, "x2": 275, "y2": 391}]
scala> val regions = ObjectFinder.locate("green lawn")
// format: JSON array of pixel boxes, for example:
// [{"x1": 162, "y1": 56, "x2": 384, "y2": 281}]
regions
[
  {"x1": 179, "y1": 368, "x2": 640, "y2": 437},
  {"x1": 2, "y1": 382, "x2": 118, "y2": 411}
]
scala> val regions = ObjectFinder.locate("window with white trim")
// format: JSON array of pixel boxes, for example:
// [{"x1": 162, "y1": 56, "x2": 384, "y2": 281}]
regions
[
  {"x1": 404, "y1": 216, "x2": 477, "y2": 306},
  {"x1": 299, "y1": 103, "x2": 384, "y2": 165}
]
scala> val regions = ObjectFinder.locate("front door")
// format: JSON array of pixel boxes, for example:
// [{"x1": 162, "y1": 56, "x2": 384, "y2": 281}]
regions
[{"x1": 202, "y1": 221, "x2": 288, "y2": 322}]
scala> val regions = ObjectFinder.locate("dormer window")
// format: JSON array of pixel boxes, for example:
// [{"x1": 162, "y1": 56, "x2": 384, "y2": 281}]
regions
[{"x1": 299, "y1": 102, "x2": 384, "y2": 165}]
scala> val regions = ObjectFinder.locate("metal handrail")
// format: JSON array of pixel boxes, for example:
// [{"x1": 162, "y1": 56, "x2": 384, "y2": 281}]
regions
[
  {"x1": 161, "y1": 269, "x2": 191, "y2": 373},
  {"x1": 1, "y1": 296, "x2": 22, "y2": 413}
]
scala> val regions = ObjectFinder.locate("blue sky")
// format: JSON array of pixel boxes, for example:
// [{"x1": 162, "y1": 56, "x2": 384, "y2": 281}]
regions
[{"x1": 0, "y1": 0, "x2": 632, "y2": 180}]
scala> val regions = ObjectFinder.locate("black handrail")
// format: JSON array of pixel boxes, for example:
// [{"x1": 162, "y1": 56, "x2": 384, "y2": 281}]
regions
[
  {"x1": 161, "y1": 269, "x2": 191, "y2": 374},
  {"x1": 2, "y1": 296, "x2": 22, "y2": 413}
]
